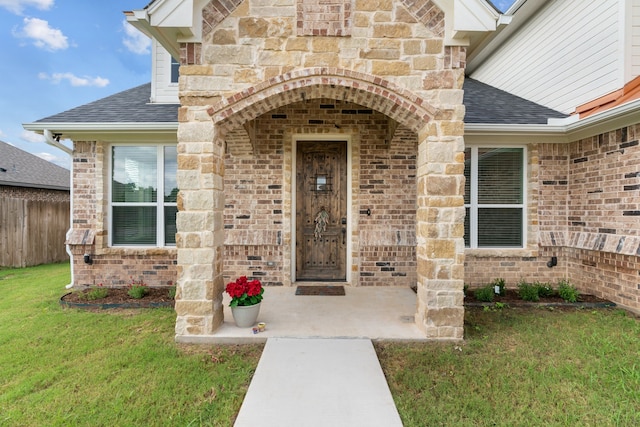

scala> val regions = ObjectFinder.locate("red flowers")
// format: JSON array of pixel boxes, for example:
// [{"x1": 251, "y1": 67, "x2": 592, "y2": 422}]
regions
[{"x1": 225, "y1": 276, "x2": 264, "y2": 307}]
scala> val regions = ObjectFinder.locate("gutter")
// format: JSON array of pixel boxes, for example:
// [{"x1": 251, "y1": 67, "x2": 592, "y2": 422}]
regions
[
  {"x1": 44, "y1": 129, "x2": 74, "y2": 289},
  {"x1": 465, "y1": 97, "x2": 640, "y2": 142}
]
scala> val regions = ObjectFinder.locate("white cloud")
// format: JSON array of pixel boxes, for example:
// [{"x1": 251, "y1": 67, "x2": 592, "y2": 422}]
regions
[
  {"x1": 0, "y1": 0, "x2": 53, "y2": 14},
  {"x1": 20, "y1": 130, "x2": 45, "y2": 143},
  {"x1": 15, "y1": 17, "x2": 68, "y2": 51},
  {"x1": 36, "y1": 151, "x2": 70, "y2": 169},
  {"x1": 122, "y1": 19, "x2": 150, "y2": 55},
  {"x1": 39, "y1": 72, "x2": 109, "y2": 87}
]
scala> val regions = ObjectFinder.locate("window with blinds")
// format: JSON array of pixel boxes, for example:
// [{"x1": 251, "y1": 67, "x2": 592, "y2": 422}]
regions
[
  {"x1": 110, "y1": 145, "x2": 177, "y2": 246},
  {"x1": 464, "y1": 147, "x2": 525, "y2": 248}
]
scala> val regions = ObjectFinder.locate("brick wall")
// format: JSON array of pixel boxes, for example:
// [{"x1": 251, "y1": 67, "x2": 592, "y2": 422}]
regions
[
  {"x1": 465, "y1": 124, "x2": 640, "y2": 312},
  {"x1": 223, "y1": 99, "x2": 417, "y2": 287},
  {"x1": 68, "y1": 141, "x2": 178, "y2": 288}
]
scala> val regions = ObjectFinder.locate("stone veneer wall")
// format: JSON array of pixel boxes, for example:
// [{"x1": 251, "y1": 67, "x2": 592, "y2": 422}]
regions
[
  {"x1": 175, "y1": 0, "x2": 467, "y2": 340},
  {"x1": 465, "y1": 124, "x2": 640, "y2": 312},
  {"x1": 222, "y1": 99, "x2": 417, "y2": 287}
]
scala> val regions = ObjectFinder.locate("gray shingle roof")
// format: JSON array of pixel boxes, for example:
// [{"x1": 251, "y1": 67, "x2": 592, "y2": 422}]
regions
[
  {"x1": 35, "y1": 83, "x2": 179, "y2": 123},
  {"x1": 0, "y1": 141, "x2": 70, "y2": 191},
  {"x1": 463, "y1": 78, "x2": 567, "y2": 124},
  {"x1": 32, "y1": 79, "x2": 566, "y2": 126}
]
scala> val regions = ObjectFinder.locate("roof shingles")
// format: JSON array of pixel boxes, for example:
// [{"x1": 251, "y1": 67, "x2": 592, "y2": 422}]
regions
[
  {"x1": 0, "y1": 141, "x2": 69, "y2": 191},
  {"x1": 463, "y1": 78, "x2": 567, "y2": 124},
  {"x1": 35, "y1": 83, "x2": 179, "y2": 123},
  {"x1": 32, "y1": 79, "x2": 566, "y2": 126}
]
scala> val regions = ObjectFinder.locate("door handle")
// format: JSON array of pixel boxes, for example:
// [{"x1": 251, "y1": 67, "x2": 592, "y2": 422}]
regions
[{"x1": 341, "y1": 227, "x2": 346, "y2": 245}]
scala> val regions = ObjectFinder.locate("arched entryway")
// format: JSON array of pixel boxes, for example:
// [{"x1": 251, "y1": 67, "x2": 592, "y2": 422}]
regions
[{"x1": 174, "y1": 68, "x2": 465, "y2": 341}]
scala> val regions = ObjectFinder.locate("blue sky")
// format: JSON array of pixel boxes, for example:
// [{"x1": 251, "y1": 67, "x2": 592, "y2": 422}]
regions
[
  {"x1": 0, "y1": 0, "x2": 151, "y2": 168},
  {"x1": 0, "y1": 0, "x2": 517, "y2": 169},
  {"x1": 492, "y1": 0, "x2": 517, "y2": 13}
]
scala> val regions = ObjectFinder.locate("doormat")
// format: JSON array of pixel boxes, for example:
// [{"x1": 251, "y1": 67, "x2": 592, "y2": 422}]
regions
[{"x1": 295, "y1": 285, "x2": 345, "y2": 296}]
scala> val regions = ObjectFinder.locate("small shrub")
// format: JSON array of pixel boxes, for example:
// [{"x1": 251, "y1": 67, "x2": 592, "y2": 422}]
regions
[
  {"x1": 474, "y1": 286, "x2": 495, "y2": 302},
  {"x1": 536, "y1": 282, "x2": 554, "y2": 298},
  {"x1": 168, "y1": 285, "x2": 176, "y2": 299},
  {"x1": 86, "y1": 287, "x2": 108, "y2": 300},
  {"x1": 128, "y1": 285, "x2": 148, "y2": 299},
  {"x1": 518, "y1": 281, "x2": 540, "y2": 302},
  {"x1": 558, "y1": 279, "x2": 579, "y2": 303},
  {"x1": 491, "y1": 278, "x2": 506, "y2": 296},
  {"x1": 127, "y1": 277, "x2": 148, "y2": 299},
  {"x1": 76, "y1": 284, "x2": 108, "y2": 301},
  {"x1": 463, "y1": 284, "x2": 469, "y2": 297}
]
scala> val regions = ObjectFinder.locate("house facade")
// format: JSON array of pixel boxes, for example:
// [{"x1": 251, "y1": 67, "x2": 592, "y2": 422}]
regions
[
  {"x1": 464, "y1": 0, "x2": 640, "y2": 312},
  {"x1": 23, "y1": 0, "x2": 640, "y2": 342}
]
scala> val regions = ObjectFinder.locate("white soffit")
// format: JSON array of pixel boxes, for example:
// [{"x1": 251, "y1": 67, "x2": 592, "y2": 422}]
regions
[
  {"x1": 434, "y1": 0, "x2": 502, "y2": 46},
  {"x1": 126, "y1": 0, "x2": 206, "y2": 58}
]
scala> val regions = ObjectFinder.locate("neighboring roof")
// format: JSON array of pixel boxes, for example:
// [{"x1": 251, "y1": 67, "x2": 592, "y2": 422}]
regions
[
  {"x1": 463, "y1": 78, "x2": 567, "y2": 124},
  {"x1": 574, "y1": 76, "x2": 640, "y2": 119},
  {"x1": 0, "y1": 141, "x2": 70, "y2": 191},
  {"x1": 31, "y1": 79, "x2": 565, "y2": 128},
  {"x1": 34, "y1": 83, "x2": 179, "y2": 123}
]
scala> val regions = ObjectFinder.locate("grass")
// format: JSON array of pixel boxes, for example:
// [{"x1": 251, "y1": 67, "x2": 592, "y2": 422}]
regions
[
  {"x1": 377, "y1": 307, "x2": 640, "y2": 426},
  {"x1": 0, "y1": 263, "x2": 262, "y2": 427},
  {"x1": 2, "y1": 263, "x2": 639, "y2": 426}
]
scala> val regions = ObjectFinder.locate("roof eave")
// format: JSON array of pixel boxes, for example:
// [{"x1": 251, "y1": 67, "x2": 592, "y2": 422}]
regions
[
  {"x1": 22, "y1": 122, "x2": 178, "y2": 142},
  {"x1": 466, "y1": 97, "x2": 640, "y2": 142},
  {"x1": 0, "y1": 180, "x2": 69, "y2": 192}
]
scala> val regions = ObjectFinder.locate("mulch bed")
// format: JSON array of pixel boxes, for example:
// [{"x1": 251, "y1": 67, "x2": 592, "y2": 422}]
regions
[
  {"x1": 61, "y1": 287, "x2": 175, "y2": 309},
  {"x1": 295, "y1": 285, "x2": 346, "y2": 296},
  {"x1": 464, "y1": 289, "x2": 615, "y2": 308}
]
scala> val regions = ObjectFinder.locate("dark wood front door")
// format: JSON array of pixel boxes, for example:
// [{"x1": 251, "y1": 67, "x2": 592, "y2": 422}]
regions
[{"x1": 296, "y1": 141, "x2": 347, "y2": 280}]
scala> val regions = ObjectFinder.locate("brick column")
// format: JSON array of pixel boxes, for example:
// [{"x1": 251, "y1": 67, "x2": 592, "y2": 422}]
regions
[
  {"x1": 174, "y1": 116, "x2": 225, "y2": 340},
  {"x1": 415, "y1": 122, "x2": 465, "y2": 340}
]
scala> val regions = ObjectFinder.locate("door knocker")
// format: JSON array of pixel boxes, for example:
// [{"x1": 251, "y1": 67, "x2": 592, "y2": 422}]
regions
[{"x1": 314, "y1": 207, "x2": 330, "y2": 239}]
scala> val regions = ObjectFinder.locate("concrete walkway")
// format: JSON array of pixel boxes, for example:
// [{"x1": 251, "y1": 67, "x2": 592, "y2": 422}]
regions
[{"x1": 233, "y1": 338, "x2": 403, "y2": 427}]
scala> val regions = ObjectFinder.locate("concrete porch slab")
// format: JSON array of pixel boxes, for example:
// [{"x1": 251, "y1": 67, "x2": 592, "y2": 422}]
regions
[
  {"x1": 233, "y1": 338, "x2": 403, "y2": 427},
  {"x1": 175, "y1": 286, "x2": 426, "y2": 343}
]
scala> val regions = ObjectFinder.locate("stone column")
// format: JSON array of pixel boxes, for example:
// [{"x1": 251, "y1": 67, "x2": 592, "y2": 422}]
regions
[
  {"x1": 415, "y1": 121, "x2": 466, "y2": 340},
  {"x1": 174, "y1": 113, "x2": 225, "y2": 341}
]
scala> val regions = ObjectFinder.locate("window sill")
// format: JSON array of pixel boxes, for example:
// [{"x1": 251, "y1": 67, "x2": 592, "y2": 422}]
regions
[
  {"x1": 97, "y1": 247, "x2": 177, "y2": 256},
  {"x1": 465, "y1": 247, "x2": 538, "y2": 258}
]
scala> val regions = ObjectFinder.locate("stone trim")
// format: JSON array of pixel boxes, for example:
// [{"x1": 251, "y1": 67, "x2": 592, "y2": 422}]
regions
[
  {"x1": 202, "y1": 0, "x2": 244, "y2": 41},
  {"x1": 540, "y1": 231, "x2": 640, "y2": 257},
  {"x1": 180, "y1": 43, "x2": 202, "y2": 65},
  {"x1": 400, "y1": 0, "x2": 445, "y2": 37},
  {"x1": 296, "y1": 0, "x2": 352, "y2": 37}
]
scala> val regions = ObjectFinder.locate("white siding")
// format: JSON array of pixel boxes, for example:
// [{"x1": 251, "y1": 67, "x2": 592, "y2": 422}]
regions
[
  {"x1": 471, "y1": 0, "x2": 622, "y2": 114},
  {"x1": 632, "y1": 0, "x2": 640, "y2": 79},
  {"x1": 151, "y1": 40, "x2": 179, "y2": 104}
]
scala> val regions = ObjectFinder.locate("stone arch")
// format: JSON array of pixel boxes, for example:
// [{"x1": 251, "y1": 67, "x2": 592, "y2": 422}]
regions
[{"x1": 208, "y1": 68, "x2": 439, "y2": 135}]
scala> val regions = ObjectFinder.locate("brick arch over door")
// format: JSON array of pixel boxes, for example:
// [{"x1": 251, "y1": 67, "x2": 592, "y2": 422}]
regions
[
  {"x1": 208, "y1": 68, "x2": 440, "y2": 135},
  {"x1": 201, "y1": 0, "x2": 445, "y2": 41}
]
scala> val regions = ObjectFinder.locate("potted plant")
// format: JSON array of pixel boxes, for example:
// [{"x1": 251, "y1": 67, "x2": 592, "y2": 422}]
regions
[{"x1": 225, "y1": 276, "x2": 264, "y2": 327}]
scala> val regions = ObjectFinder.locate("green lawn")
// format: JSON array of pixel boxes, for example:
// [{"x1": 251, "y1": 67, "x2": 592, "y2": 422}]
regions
[
  {"x1": 1, "y1": 263, "x2": 639, "y2": 426},
  {"x1": 0, "y1": 263, "x2": 262, "y2": 427},
  {"x1": 378, "y1": 306, "x2": 640, "y2": 426}
]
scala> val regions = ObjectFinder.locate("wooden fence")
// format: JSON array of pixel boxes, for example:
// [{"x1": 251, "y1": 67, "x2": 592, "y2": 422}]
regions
[{"x1": 0, "y1": 197, "x2": 70, "y2": 267}]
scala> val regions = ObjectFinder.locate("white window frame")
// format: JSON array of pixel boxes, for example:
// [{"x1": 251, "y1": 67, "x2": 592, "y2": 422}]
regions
[
  {"x1": 465, "y1": 145, "x2": 527, "y2": 249},
  {"x1": 108, "y1": 143, "x2": 177, "y2": 247}
]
